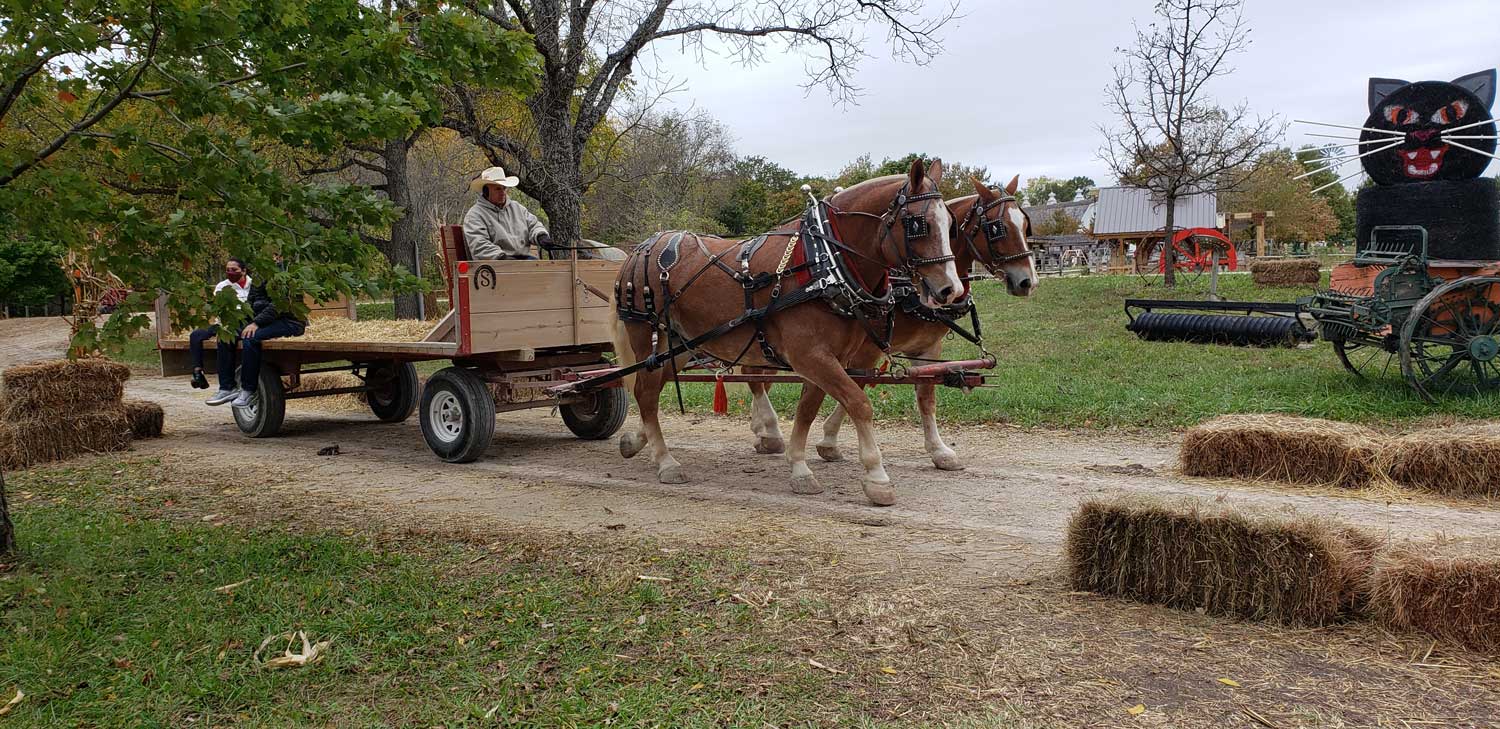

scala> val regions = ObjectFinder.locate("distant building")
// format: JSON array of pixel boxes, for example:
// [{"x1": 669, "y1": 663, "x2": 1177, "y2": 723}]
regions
[{"x1": 1089, "y1": 186, "x2": 1219, "y2": 272}]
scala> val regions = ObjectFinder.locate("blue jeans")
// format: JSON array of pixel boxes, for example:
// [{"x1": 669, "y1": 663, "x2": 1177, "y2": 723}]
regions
[
  {"x1": 189, "y1": 326, "x2": 237, "y2": 391},
  {"x1": 220, "y1": 319, "x2": 306, "y2": 393}
]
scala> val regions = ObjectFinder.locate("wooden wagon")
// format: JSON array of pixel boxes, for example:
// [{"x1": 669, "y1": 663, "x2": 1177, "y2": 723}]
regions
[{"x1": 157, "y1": 226, "x2": 629, "y2": 462}]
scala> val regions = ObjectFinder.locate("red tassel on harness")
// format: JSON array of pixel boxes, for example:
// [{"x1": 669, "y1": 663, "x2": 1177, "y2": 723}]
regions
[{"x1": 712, "y1": 376, "x2": 729, "y2": 414}]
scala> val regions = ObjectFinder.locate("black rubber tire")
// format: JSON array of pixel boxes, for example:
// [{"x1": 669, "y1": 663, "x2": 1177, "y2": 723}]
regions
[
  {"x1": 1356, "y1": 178, "x2": 1500, "y2": 260},
  {"x1": 560, "y1": 386, "x2": 629, "y2": 440},
  {"x1": 366, "y1": 361, "x2": 419, "y2": 423},
  {"x1": 419, "y1": 367, "x2": 496, "y2": 463},
  {"x1": 232, "y1": 364, "x2": 286, "y2": 438}
]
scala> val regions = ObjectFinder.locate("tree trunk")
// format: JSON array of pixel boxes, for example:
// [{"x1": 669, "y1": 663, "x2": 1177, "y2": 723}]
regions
[
  {"x1": 538, "y1": 183, "x2": 583, "y2": 249},
  {"x1": 381, "y1": 137, "x2": 424, "y2": 320},
  {"x1": 0, "y1": 467, "x2": 15, "y2": 556},
  {"x1": 1162, "y1": 193, "x2": 1177, "y2": 288}
]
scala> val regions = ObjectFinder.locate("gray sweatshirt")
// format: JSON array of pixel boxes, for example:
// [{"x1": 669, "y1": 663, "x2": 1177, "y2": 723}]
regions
[{"x1": 462, "y1": 196, "x2": 548, "y2": 259}]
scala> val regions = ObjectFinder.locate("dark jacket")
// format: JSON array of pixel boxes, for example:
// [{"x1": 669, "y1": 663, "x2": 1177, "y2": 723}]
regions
[{"x1": 247, "y1": 283, "x2": 306, "y2": 327}]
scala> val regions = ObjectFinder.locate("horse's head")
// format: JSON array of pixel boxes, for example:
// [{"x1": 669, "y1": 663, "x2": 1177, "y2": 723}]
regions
[{"x1": 958, "y1": 175, "x2": 1037, "y2": 298}]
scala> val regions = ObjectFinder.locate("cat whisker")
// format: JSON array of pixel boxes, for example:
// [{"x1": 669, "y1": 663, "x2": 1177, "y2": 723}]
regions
[
  {"x1": 1442, "y1": 135, "x2": 1497, "y2": 141},
  {"x1": 1435, "y1": 117, "x2": 1499, "y2": 136},
  {"x1": 1294, "y1": 119, "x2": 1404, "y2": 136},
  {"x1": 1442, "y1": 139, "x2": 1500, "y2": 162},
  {"x1": 1310, "y1": 167, "x2": 1368, "y2": 194},
  {"x1": 1304, "y1": 132, "x2": 1386, "y2": 141},
  {"x1": 1296, "y1": 140, "x2": 1388, "y2": 154},
  {"x1": 1293, "y1": 139, "x2": 1405, "y2": 180}
]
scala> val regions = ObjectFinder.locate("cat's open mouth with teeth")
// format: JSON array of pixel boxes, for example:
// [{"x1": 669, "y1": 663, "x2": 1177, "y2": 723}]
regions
[{"x1": 1399, "y1": 143, "x2": 1448, "y2": 178}]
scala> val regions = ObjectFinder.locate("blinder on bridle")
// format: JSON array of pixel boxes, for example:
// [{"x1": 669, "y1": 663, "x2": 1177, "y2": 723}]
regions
[
  {"x1": 964, "y1": 192, "x2": 1035, "y2": 266},
  {"x1": 887, "y1": 184, "x2": 952, "y2": 268}
]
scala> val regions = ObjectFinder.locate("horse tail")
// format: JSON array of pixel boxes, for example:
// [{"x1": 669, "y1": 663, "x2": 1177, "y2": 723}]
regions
[{"x1": 608, "y1": 293, "x2": 637, "y2": 395}]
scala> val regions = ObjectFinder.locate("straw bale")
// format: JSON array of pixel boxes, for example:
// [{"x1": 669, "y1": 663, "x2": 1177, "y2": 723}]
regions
[
  {"x1": 1370, "y1": 538, "x2": 1500, "y2": 654},
  {"x1": 1, "y1": 358, "x2": 130, "y2": 418},
  {"x1": 0, "y1": 408, "x2": 133, "y2": 470},
  {"x1": 1066, "y1": 496, "x2": 1381, "y2": 626},
  {"x1": 1386, "y1": 424, "x2": 1500, "y2": 499},
  {"x1": 1180, "y1": 414, "x2": 1385, "y2": 488},
  {"x1": 289, "y1": 373, "x2": 368, "y2": 411},
  {"x1": 122, "y1": 400, "x2": 165, "y2": 439},
  {"x1": 1251, "y1": 258, "x2": 1321, "y2": 286},
  {"x1": 300, "y1": 318, "x2": 432, "y2": 343}
]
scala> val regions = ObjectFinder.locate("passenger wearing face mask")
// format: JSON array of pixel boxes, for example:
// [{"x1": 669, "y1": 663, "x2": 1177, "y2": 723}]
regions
[{"x1": 188, "y1": 258, "x2": 252, "y2": 395}]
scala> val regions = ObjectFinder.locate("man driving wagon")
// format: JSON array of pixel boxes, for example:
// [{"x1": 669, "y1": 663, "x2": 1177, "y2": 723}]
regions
[{"x1": 463, "y1": 166, "x2": 624, "y2": 262}]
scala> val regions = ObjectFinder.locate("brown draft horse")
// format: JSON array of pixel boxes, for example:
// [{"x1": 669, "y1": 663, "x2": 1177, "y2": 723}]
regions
[
  {"x1": 744, "y1": 175, "x2": 1038, "y2": 473},
  {"x1": 610, "y1": 159, "x2": 964, "y2": 506}
]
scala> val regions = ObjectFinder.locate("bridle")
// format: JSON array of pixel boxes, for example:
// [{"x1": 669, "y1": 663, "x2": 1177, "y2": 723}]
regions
[
  {"x1": 960, "y1": 192, "x2": 1034, "y2": 270},
  {"x1": 831, "y1": 178, "x2": 955, "y2": 271}
]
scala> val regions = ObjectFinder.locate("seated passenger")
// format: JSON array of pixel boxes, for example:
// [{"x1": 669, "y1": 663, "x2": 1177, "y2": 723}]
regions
[
  {"x1": 188, "y1": 257, "x2": 252, "y2": 395},
  {"x1": 463, "y1": 166, "x2": 554, "y2": 260},
  {"x1": 206, "y1": 258, "x2": 308, "y2": 408}
]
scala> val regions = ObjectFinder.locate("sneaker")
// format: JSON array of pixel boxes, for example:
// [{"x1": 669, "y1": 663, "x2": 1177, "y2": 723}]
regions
[
  {"x1": 190, "y1": 371, "x2": 209, "y2": 389},
  {"x1": 206, "y1": 389, "x2": 239, "y2": 406},
  {"x1": 230, "y1": 391, "x2": 255, "y2": 409}
]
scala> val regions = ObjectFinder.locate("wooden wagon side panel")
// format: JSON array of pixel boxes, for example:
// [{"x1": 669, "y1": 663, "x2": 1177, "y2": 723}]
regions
[
  {"x1": 303, "y1": 293, "x2": 356, "y2": 320},
  {"x1": 460, "y1": 260, "x2": 620, "y2": 352}
]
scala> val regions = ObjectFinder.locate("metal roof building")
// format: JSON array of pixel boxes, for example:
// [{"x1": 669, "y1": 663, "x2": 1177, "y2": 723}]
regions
[{"x1": 1091, "y1": 187, "x2": 1218, "y2": 237}]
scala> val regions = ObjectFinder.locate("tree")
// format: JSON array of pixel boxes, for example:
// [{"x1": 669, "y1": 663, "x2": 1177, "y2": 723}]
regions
[
  {"x1": 0, "y1": 0, "x2": 535, "y2": 348},
  {"x1": 0, "y1": 239, "x2": 69, "y2": 307},
  {"x1": 1032, "y1": 208, "x2": 1081, "y2": 236},
  {"x1": 1100, "y1": 0, "x2": 1282, "y2": 286},
  {"x1": 447, "y1": 0, "x2": 955, "y2": 244},
  {"x1": 1021, "y1": 175, "x2": 1096, "y2": 206},
  {"x1": 1221, "y1": 149, "x2": 1336, "y2": 244},
  {"x1": 1296, "y1": 145, "x2": 1356, "y2": 244}
]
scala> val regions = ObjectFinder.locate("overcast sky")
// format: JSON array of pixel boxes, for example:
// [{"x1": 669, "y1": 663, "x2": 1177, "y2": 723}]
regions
[{"x1": 646, "y1": 0, "x2": 1498, "y2": 190}]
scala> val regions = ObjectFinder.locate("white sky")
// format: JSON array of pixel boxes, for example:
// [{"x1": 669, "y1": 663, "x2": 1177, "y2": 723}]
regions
[{"x1": 646, "y1": 0, "x2": 1499, "y2": 188}]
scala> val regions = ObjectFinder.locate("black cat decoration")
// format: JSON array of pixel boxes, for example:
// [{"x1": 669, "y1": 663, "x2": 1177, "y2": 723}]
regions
[{"x1": 1358, "y1": 70, "x2": 1497, "y2": 185}]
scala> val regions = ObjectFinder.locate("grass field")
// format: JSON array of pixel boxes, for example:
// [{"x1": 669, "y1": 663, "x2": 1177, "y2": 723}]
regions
[
  {"x1": 0, "y1": 459, "x2": 945, "y2": 727},
  {"x1": 111, "y1": 274, "x2": 1500, "y2": 429}
]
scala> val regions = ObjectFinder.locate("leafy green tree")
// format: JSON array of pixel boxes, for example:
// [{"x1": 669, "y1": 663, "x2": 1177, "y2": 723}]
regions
[
  {"x1": 1021, "y1": 175, "x2": 1096, "y2": 205},
  {"x1": 0, "y1": 0, "x2": 535, "y2": 349},
  {"x1": 0, "y1": 239, "x2": 68, "y2": 308},
  {"x1": 1296, "y1": 145, "x2": 1356, "y2": 243}
]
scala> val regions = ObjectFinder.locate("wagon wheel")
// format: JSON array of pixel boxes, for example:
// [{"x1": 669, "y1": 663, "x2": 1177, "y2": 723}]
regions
[
  {"x1": 419, "y1": 367, "x2": 496, "y2": 463},
  {"x1": 366, "y1": 360, "x2": 419, "y2": 423},
  {"x1": 560, "y1": 386, "x2": 629, "y2": 440},
  {"x1": 1332, "y1": 338, "x2": 1394, "y2": 379},
  {"x1": 1399, "y1": 276, "x2": 1500, "y2": 402},
  {"x1": 232, "y1": 364, "x2": 286, "y2": 438}
]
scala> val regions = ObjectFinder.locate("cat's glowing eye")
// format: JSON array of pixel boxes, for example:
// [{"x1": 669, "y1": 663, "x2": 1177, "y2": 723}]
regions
[
  {"x1": 1432, "y1": 107, "x2": 1452, "y2": 124},
  {"x1": 1402, "y1": 109, "x2": 1419, "y2": 125},
  {"x1": 1384, "y1": 105, "x2": 1404, "y2": 124}
]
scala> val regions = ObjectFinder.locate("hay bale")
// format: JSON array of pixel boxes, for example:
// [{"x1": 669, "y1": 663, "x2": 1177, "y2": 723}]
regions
[
  {"x1": 1180, "y1": 414, "x2": 1385, "y2": 488},
  {"x1": 288, "y1": 373, "x2": 368, "y2": 411},
  {"x1": 1, "y1": 358, "x2": 130, "y2": 418},
  {"x1": 1370, "y1": 539, "x2": 1500, "y2": 654},
  {"x1": 300, "y1": 318, "x2": 433, "y2": 343},
  {"x1": 1065, "y1": 497, "x2": 1381, "y2": 625},
  {"x1": 1251, "y1": 258, "x2": 1321, "y2": 286},
  {"x1": 1386, "y1": 424, "x2": 1500, "y2": 498},
  {"x1": 0, "y1": 408, "x2": 133, "y2": 470},
  {"x1": 123, "y1": 399, "x2": 164, "y2": 439}
]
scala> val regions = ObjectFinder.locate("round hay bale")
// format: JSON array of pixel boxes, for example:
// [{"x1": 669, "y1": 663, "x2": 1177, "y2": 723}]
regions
[
  {"x1": 1065, "y1": 496, "x2": 1381, "y2": 626},
  {"x1": 1250, "y1": 258, "x2": 1321, "y2": 286},
  {"x1": 1386, "y1": 424, "x2": 1500, "y2": 499},
  {"x1": 1, "y1": 358, "x2": 130, "y2": 418},
  {"x1": 0, "y1": 408, "x2": 132, "y2": 470},
  {"x1": 122, "y1": 399, "x2": 165, "y2": 439},
  {"x1": 1370, "y1": 538, "x2": 1500, "y2": 655},
  {"x1": 1180, "y1": 414, "x2": 1385, "y2": 489}
]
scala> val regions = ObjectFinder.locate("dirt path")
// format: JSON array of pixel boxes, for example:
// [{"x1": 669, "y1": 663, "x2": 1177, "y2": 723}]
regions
[{"x1": 0, "y1": 317, "x2": 70, "y2": 366}]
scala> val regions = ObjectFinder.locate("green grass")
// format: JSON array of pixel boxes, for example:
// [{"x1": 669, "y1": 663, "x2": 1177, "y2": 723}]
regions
[{"x1": 0, "y1": 460, "x2": 907, "y2": 727}]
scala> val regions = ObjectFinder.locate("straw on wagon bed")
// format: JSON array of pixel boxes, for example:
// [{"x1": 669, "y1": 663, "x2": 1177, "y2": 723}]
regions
[
  {"x1": 298, "y1": 318, "x2": 434, "y2": 343},
  {"x1": 1065, "y1": 496, "x2": 1380, "y2": 626},
  {"x1": 1370, "y1": 537, "x2": 1500, "y2": 654},
  {"x1": 1179, "y1": 414, "x2": 1385, "y2": 489},
  {"x1": 1250, "y1": 258, "x2": 1321, "y2": 286}
]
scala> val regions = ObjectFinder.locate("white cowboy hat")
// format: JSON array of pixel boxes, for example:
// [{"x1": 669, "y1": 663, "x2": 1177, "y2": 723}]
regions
[{"x1": 468, "y1": 166, "x2": 520, "y2": 193}]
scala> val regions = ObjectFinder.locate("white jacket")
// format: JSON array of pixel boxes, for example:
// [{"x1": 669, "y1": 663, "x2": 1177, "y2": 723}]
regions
[{"x1": 462, "y1": 197, "x2": 548, "y2": 259}]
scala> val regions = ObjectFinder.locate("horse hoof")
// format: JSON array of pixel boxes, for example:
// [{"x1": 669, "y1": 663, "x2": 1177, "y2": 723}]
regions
[
  {"x1": 816, "y1": 444, "x2": 844, "y2": 462},
  {"x1": 754, "y1": 436, "x2": 785, "y2": 455},
  {"x1": 620, "y1": 434, "x2": 645, "y2": 459},
  {"x1": 932, "y1": 452, "x2": 965, "y2": 471},
  {"x1": 658, "y1": 465, "x2": 688, "y2": 484},
  {"x1": 862, "y1": 479, "x2": 897, "y2": 507},
  {"x1": 791, "y1": 473, "x2": 824, "y2": 495}
]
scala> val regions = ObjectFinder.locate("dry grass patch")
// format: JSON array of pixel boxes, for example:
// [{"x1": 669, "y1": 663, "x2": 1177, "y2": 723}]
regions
[
  {"x1": 122, "y1": 399, "x2": 164, "y2": 439},
  {"x1": 1371, "y1": 537, "x2": 1500, "y2": 655},
  {"x1": 1387, "y1": 424, "x2": 1500, "y2": 499},
  {"x1": 1180, "y1": 414, "x2": 1385, "y2": 488},
  {"x1": 1065, "y1": 496, "x2": 1381, "y2": 626},
  {"x1": 1250, "y1": 258, "x2": 1321, "y2": 286}
]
